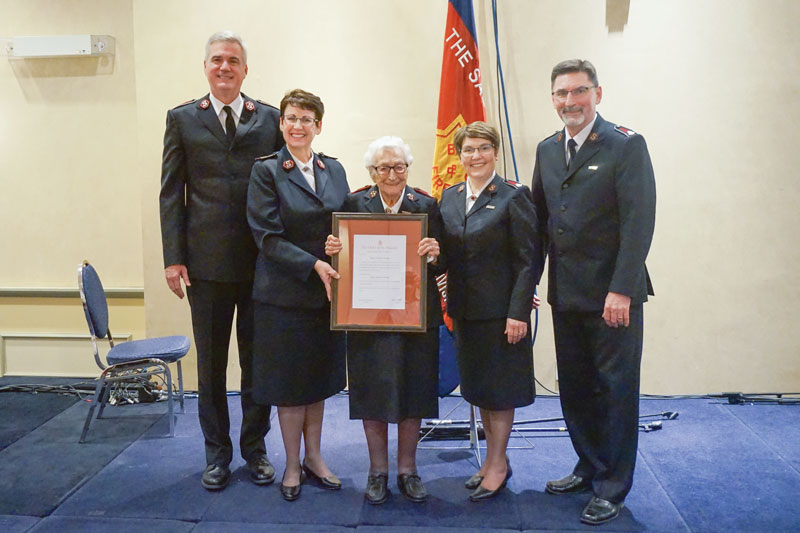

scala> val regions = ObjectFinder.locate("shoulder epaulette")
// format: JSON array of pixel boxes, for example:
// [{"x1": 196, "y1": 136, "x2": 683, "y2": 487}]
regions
[
  {"x1": 173, "y1": 99, "x2": 195, "y2": 109},
  {"x1": 256, "y1": 99, "x2": 279, "y2": 110},
  {"x1": 255, "y1": 152, "x2": 279, "y2": 161},
  {"x1": 614, "y1": 125, "x2": 637, "y2": 137},
  {"x1": 351, "y1": 185, "x2": 371, "y2": 194},
  {"x1": 318, "y1": 151, "x2": 338, "y2": 160},
  {"x1": 412, "y1": 187, "x2": 433, "y2": 198},
  {"x1": 503, "y1": 179, "x2": 523, "y2": 188}
]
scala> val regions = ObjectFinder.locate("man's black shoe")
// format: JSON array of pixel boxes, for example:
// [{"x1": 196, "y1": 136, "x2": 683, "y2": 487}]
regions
[
  {"x1": 247, "y1": 455, "x2": 276, "y2": 485},
  {"x1": 397, "y1": 472, "x2": 428, "y2": 503},
  {"x1": 201, "y1": 464, "x2": 231, "y2": 491},
  {"x1": 545, "y1": 473, "x2": 591, "y2": 495},
  {"x1": 365, "y1": 473, "x2": 388, "y2": 505},
  {"x1": 581, "y1": 496, "x2": 624, "y2": 525}
]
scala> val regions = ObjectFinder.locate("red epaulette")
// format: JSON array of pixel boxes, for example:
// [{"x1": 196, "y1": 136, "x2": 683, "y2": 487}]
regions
[
  {"x1": 254, "y1": 152, "x2": 278, "y2": 161},
  {"x1": 412, "y1": 187, "x2": 433, "y2": 198},
  {"x1": 614, "y1": 125, "x2": 637, "y2": 137},
  {"x1": 350, "y1": 185, "x2": 371, "y2": 194}
]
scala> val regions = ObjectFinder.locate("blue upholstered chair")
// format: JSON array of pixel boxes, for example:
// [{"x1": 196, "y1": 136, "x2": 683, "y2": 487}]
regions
[{"x1": 77, "y1": 260, "x2": 190, "y2": 443}]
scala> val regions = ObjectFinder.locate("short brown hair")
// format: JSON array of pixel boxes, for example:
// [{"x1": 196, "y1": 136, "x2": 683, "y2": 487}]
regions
[
  {"x1": 280, "y1": 89, "x2": 324, "y2": 121},
  {"x1": 550, "y1": 59, "x2": 599, "y2": 88},
  {"x1": 453, "y1": 121, "x2": 500, "y2": 155}
]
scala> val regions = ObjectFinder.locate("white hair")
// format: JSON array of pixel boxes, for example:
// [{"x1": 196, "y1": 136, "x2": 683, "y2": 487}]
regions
[
  {"x1": 363, "y1": 136, "x2": 414, "y2": 169},
  {"x1": 205, "y1": 30, "x2": 248, "y2": 64}
]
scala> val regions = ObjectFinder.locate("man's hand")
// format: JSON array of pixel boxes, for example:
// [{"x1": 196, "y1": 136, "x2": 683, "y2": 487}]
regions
[
  {"x1": 603, "y1": 291, "x2": 631, "y2": 328},
  {"x1": 165, "y1": 264, "x2": 191, "y2": 299},
  {"x1": 505, "y1": 318, "x2": 528, "y2": 344}
]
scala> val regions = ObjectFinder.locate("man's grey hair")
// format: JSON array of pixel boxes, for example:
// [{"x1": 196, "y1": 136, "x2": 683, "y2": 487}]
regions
[
  {"x1": 205, "y1": 30, "x2": 248, "y2": 64},
  {"x1": 550, "y1": 59, "x2": 598, "y2": 88}
]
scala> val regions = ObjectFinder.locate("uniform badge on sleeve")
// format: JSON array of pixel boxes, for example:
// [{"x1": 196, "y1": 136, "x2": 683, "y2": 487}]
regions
[
  {"x1": 317, "y1": 159, "x2": 326, "y2": 170},
  {"x1": 283, "y1": 160, "x2": 295, "y2": 170},
  {"x1": 199, "y1": 99, "x2": 210, "y2": 109},
  {"x1": 244, "y1": 100, "x2": 255, "y2": 112}
]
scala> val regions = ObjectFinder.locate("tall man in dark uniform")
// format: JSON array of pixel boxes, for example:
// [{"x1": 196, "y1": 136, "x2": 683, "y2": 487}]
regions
[
  {"x1": 532, "y1": 59, "x2": 656, "y2": 525},
  {"x1": 160, "y1": 31, "x2": 283, "y2": 491}
]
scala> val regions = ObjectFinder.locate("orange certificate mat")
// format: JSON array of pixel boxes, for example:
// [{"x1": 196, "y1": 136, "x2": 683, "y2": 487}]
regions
[{"x1": 331, "y1": 213, "x2": 427, "y2": 331}]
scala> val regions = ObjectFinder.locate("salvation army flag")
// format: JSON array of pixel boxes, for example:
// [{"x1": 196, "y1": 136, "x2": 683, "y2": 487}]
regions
[{"x1": 430, "y1": 0, "x2": 486, "y2": 200}]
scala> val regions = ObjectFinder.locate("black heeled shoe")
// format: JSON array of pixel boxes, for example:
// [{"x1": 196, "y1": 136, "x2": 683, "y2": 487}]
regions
[
  {"x1": 302, "y1": 459, "x2": 341, "y2": 490},
  {"x1": 466, "y1": 455, "x2": 509, "y2": 489},
  {"x1": 469, "y1": 464, "x2": 513, "y2": 502},
  {"x1": 280, "y1": 470, "x2": 306, "y2": 501}
]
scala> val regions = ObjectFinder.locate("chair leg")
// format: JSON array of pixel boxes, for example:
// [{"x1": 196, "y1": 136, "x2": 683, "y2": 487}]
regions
[
  {"x1": 80, "y1": 379, "x2": 105, "y2": 443},
  {"x1": 177, "y1": 360, "x2": 185, "y2": 414},
  {"x1": 164, "y1": 364, "x2": 175, "y2": 438},
  {"x1": 96, "y1": 383, "x2": 111, "y2": 419}
]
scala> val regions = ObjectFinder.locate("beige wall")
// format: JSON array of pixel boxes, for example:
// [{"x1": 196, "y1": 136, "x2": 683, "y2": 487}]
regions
[{"x1": 2, "y1": 0, "x2": 798, "y2": 393}]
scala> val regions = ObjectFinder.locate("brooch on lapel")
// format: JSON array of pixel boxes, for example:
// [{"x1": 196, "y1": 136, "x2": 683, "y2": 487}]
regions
[
  {"x1": 317, "y1": 159, "x2": 326, "y2": 170},
  {"x1": 488, "y1": 184, "x2": 497, "y2": 192},
  {"x1": 244, "y1": 100, "x2": 255, "y2": 112},
  {"x1": 589, "y1": 132, "x2": 598, "y2": 142},
  {"x1": 199, "y1": 99, "x2": 210, "y2": 109},
  {"x1": 283, "y1": 160, "x2": 295, "y2": 170},
  {"x1": 457, "y1": 184, "x2": 465, "y2": 192},
  {"x1": 406, "y1": 192, "x2": 416, "y2": 201},
  {"x1": 556, "y1": 133, "x2": 563, "y2": 142},
  {"x1": 368, "y1": 189, "x2": 377, "y2": 198}
]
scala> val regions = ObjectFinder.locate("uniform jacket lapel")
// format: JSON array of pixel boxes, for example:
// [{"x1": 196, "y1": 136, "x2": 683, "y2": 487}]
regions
[
  {"x1": 363, "y1": 186, "x2": 384, "y2": 213},
  {"x1": 564, "y1": 114, "x2": 607, "y2": 181},
  {"x1": 196, "y1": 94, "x2": 228, "y2": 147},
  {"x1": 466, "y1": 175, "x2": 500, "y2": 218},
  {"x1": 232, "y1": 93, "x2": 257, "y2": 148},
  {"x1": 279, "y1": 147, "x2": 322, "y2": 203},
  {"x1": 313, "y1": 155, "x2": 329, "y2": 197}
]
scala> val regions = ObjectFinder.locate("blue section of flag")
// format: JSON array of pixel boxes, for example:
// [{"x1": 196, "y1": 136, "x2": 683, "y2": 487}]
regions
[{"x1": 449, "y1": 0, "x2": 478, "y2": 43}]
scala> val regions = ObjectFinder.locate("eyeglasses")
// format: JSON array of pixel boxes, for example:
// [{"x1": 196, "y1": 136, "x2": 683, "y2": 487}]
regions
[
  {"x1": 283, "y1": 115, "x2": 317, "y2": 126},
  {"x1": 460, "y1": 144, "x2": 495, "y2": 156},
  {"x1": 372, "y1": 164, "x2": 408, "y2": 175},
  {"x1": 551, "y1": 86, "x2": 596, "y2": 101}
]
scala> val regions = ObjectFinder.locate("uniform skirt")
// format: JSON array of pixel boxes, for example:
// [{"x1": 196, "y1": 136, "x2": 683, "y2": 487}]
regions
[
  {"x1": 347, "y1": 327, "x2": 439, "y2": 422},
  {"x1": 452, "y1": 317, "x2": 535, "y2": 410},
  {"x1": 252, "y1": 302, "x2": 346, "y2": 406}
]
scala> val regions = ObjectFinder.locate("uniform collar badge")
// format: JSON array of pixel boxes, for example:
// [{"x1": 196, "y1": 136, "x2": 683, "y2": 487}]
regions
[
  {"x1": 283, "y1": 159, "x2": 295, "y2": 170},
  {"x1": 368, "y1": 188, "x2": 377, "y2": 198},
  {"x1": 199, "y1": 99, "x2": 210, "y2": 109},
  {"x1": 244, "y1": 100, "x2": 255, "y2": 112},
  {"x1": 457, "y1": 184, "x2": 465, "y2": 193},
  {"x1": 406, "y1": 192, "x2": 415, "y2": 201},
  {"x1": 589, "y1": 132, "x2": 598, "y2": 142},
  {"x1": 556, "y1": 133, "x2": 563, "y2": 142},
  {"x1": 488, "y1": 184, "x2": 497, "y2": 192},
  {"x1": 317, "y1": 159, "x2": 325, "y2": 170}
]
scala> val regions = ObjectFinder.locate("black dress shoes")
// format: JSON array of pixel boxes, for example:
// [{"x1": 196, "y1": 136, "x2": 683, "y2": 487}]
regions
[
  {"x1": 280, "y1": 470, "x2": 306, "y2": 502},
  {"x1": 302, "y1": 459, "x2": 341, "y2": 490},
  {"x1": 397, "y1": 472, "x2": 428, "y2": 503},
  {"x1": 469, "y1": 464, "x2": 512, "y2": 501},
  {"x1": 365, "y1": 473, "x2": 389, "y2": 505},
  {"x1": 545, "y1": 473, "x2": 591, "y2": 495},
  {"x1": 247, "y1": 455, "x2": 276, "y2": 485},
  {"x1": 581, "y1": 496, "x2": 624, "y2": 525},
  {"x1": 201, "y1": 464, "x2": 231, "y2": 491},
  {"x1": 464, "y1": 473, "x2": 484, "y2": 490}
]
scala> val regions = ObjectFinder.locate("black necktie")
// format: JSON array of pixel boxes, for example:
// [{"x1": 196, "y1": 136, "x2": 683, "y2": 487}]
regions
[
  {"x1": 223, "y1": 105, "x2": 235, "y2": 147},
  {"x1": 567, "y1": 138, "x2": 577, "y2": 168}
]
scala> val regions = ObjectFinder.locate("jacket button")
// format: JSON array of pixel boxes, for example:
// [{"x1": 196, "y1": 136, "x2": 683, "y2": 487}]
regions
[
  {"x1": 560, "y1": 205, "x2": 567, "y2": 212},
  {"x1": 562, "y1": 183, "x2": 569, "y2": 189},
  {"x1": 557, "y1": 228, "x2": 564, "y2": 235}
]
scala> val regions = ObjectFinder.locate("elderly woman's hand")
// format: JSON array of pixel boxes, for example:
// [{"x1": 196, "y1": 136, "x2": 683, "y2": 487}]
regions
[
  {"x1": 325, "y1": 234, "x2": 342, "y2": 256},
  {"x1": 314, "y1": 260, "x2": 340, "y2": 301},
  {"x1": 417, "y1": 237, "x2": 440, "y2": 262},
  {"x1": 505, "y1": 318, "x2": 528, "y2": 344}
]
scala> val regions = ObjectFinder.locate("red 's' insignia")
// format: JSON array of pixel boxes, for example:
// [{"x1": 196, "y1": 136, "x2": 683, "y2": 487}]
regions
[
  {"x1": 283, "y1": 160, "x2": 295, "y2": 170},
  {"x1": 589, "y1": 132, "x2": 599, "y2": 142},
  {"x1": 488, "y1": 184, "x2": 497, "y2": 192},
  {"x1": 556, "y1": 133, "x2": 563, "y2": 142},
  {"x1": 199, "y1": 99, "x2": 210, "y2": 109},
  {"x1": 244, "y1": 100, "x2": 255, "y2": 112},
  {"x1": 317, "y1": 159, "x2": 325, "y2": 170}
]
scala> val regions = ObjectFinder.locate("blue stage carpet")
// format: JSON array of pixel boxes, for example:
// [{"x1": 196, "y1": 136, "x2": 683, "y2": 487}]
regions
[{"x1": 1, "y1": 389, "x2": 798, "y2": 532}]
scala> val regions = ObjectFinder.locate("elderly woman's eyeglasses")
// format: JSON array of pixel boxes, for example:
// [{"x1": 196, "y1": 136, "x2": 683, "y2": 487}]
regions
[
  {"x1": 283, "y1": 115, "x2": 317, "y2": 126},
  {"x1": 372, "y1": 164, "x2": 408, "y2": 176},
  {"x1": 461, "y1": 144, "x2": 494, "y2": 156},
  {"x1": 551, "y1": 86, "x2": 595, "y2": 101}
]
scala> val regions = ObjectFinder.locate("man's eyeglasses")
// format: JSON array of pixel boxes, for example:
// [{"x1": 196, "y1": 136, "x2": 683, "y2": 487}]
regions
[
  {"x1": 461, "y1": 144, "x2": 494, "y2": 156},
  {"x1": 283, "y1": 115, "x2": 317, "y2": 126},
  {"x1": 372, "y1": 164, "x2": 408, "y2": 175},
  {"x1": 551, "y1": 86, "x2": 596, "y2": 101}
]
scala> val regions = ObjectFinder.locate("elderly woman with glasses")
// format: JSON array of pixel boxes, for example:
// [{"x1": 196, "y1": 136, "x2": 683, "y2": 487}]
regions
[
  {"x1": 247, "y1": 89, "x2": 349, "y2": 501},
  {"x1": 439, "y1": 121, "x2": 540, "y2": 501},
  {"x1": 325, "y1": 136, "x2": 443, "y2": 505}
]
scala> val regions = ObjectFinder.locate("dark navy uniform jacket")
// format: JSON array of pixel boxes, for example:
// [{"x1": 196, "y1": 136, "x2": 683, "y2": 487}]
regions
[
  {"x1": 531, "y1": 114, "x2": 656, "y2": 311},
  {"x1": 160, "y1": 93, "x2": 282, "y2": 282},
  {"x1": 440, "y1": 174, "x2": 540, "y2": 322},
  {"x1": 247, "y1": 145, "x2": 350, "y2": 309},
  {"x1": 344, "y1": 184, "x2": 445, "y2": 329}
]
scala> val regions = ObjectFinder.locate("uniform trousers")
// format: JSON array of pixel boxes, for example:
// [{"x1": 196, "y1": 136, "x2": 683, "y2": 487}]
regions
[
  {"x1": 552, "y1": 304, "x2": 643, "y2": 504},
  {"x1": 187, "y1": 280, "x2": 271, "y2": 467}
]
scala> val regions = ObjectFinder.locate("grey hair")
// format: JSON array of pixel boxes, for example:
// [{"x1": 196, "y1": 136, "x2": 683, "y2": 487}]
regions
[
  {"x1": 363, "y1": 136, "x2": 414, "y2": 169},
  {"x1": 205, "y1": 30, "x2": 248, "y2": 64},
  {"x1": 550, "y1": 59, "x2": 598, "y2": 88}
]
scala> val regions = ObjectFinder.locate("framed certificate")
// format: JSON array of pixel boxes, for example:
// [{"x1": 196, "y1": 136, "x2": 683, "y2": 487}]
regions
[{"x1": 331, "y1": 212, "x2": 428, "y2": 331}]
